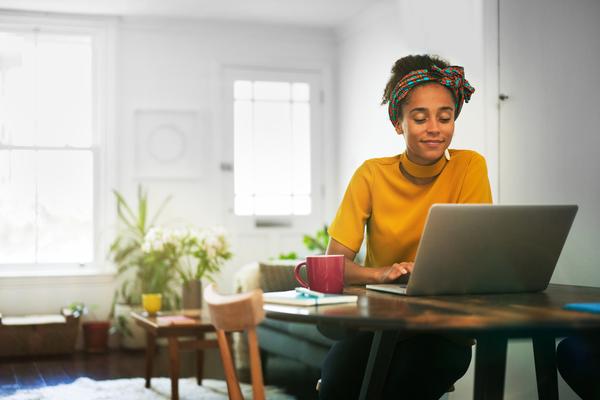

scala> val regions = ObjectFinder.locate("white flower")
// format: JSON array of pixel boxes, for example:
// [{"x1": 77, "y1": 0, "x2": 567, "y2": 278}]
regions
[
  {"x1": 141, "y1": 241, "x2": 152, "y2": 253},
  {"x1": 142, "y1": 226, "x2": 180, "y2": 253},
  {"x1": 206, "y1": 246, "x2": 217, "y2": 259},
  {"x1": 140, "y1": 224, "x2": 230, "y2": 281}
]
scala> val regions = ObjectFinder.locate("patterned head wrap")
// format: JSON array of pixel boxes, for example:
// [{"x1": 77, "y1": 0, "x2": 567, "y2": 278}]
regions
[{"x1": 388, "y1": 65, "x2": 475, "y2": 126}]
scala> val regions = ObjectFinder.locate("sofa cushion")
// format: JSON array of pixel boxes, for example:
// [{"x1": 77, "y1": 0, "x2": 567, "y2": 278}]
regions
[
  {"x1": 258, "y1": 260, "x2": 307, "y2": 292},
  {"x1": 257, "y1": 321, "x2": 334, "y2": 369},
  {"x1": 234, "y1": 260, "x2": 308, "y2": 293},
  {"x1": 260, "y1": 318, "x2": 336, "y2": 348}
]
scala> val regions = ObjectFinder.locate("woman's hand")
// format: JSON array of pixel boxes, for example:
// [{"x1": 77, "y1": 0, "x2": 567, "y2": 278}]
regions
[
  {"x1": 376, "y1": 262, "x2": 414, "y2": 283},
  {"x1": 327, "y1": 238, "x2": 415, "y2": 285}
]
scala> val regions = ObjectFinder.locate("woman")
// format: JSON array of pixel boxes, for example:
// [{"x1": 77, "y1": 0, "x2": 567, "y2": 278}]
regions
[{"x1": 320, "y1": 55, "x2": 492, "y2": 399}]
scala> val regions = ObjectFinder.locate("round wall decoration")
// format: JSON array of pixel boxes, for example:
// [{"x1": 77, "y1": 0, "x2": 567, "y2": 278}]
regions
[{"x1": 147, "y1": 124, "x2": 186, "y2": 164}]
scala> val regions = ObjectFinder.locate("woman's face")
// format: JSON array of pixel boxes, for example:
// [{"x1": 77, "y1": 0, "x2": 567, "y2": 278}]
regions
[{"x1": 395, "y1": 83, "x2": 456, "y2": 165}]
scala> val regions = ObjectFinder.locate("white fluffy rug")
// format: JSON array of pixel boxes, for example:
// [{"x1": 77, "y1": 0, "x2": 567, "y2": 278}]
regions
[{"x1": 4, "y1": 377, "x2": 295, "y2": 400}]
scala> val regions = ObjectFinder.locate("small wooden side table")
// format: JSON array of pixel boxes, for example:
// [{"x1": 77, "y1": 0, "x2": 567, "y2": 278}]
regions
[{"x1": 131, "y1": 311, "x2": 221, "y2": 400}]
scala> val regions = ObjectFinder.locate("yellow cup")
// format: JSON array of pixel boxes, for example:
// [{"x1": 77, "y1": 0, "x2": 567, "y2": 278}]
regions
[{"x1": 142, "y1": 293, "x2": 162, "y2": 315}]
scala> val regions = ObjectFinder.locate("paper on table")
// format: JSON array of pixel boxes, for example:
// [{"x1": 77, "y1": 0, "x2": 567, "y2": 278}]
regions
[
  {"x1": 156, "y1": 315, "x2": 198, "y2": 326},
  {"x1": 263, "y1": 290, "x2": 358, "y2": 306}
]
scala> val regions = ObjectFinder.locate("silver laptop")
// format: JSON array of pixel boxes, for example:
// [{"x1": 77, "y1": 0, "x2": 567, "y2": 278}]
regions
[{"x1": 366, "y1": 204, "x2": 578, "y2": 296}]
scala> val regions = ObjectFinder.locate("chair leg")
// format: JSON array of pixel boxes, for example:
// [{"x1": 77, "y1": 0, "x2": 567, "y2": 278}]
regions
[
  {"x1": 247, "y1": 328, "x2": 266, "y2": 400},
  {"x1": 248, "y1": 328, "x2": 265, "y2": 400},
  {"x1": 216, "y1": 329, "x2": 244, "y2": 400}
]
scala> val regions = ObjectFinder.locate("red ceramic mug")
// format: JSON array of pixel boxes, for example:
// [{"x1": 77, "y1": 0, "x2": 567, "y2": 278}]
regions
[{"x1": 294, "y1": 254, "x2": 345, "y2": 294}]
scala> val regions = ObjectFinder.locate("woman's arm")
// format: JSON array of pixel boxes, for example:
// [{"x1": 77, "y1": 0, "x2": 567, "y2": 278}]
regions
[{"x1": 326, "y1": 238, "x2": 413, "y2": 285}]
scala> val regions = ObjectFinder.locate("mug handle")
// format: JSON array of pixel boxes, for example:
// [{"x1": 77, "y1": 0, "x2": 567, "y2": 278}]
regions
[{"x1": 294, "y1": 261, "x2": 309, "y2": 288}]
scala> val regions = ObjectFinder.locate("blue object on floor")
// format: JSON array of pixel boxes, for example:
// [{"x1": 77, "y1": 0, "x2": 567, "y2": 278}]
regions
[{"x1": 564, "y1": 303, "x2": 600, "y2": 314}]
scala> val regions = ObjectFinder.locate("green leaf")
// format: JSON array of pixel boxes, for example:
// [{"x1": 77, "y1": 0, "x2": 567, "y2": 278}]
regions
[
  {"x1": 278, "y1": 251, "x2": 298, "y2": 260},
  {"x1": 113, "y1": 189, "x2": 137, "y2": 227},
  {"x1": 148, "y1": 195, "x2": 173, "y2": 228},
  {"x1": 137, "y1": 185, "x2": 148, "y2": 234}
]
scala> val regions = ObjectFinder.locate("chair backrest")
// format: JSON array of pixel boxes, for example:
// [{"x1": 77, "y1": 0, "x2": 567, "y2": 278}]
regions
[{"x1": 204, "y1": 284, "x2": 265, "y2": 400}]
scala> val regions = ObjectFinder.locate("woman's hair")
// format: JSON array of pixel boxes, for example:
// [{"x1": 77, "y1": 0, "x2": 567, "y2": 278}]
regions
[{"x1": 381, "y1": 54, "x2": 453, "y2": 121}]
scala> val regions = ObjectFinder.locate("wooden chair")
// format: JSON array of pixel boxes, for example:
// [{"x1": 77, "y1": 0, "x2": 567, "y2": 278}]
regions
[{"x1": 204, "y1": 284, "x2": 265, "y2": 400}]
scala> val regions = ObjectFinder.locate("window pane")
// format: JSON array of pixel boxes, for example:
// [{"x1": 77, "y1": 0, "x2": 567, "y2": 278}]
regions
[
  {"x1": 234, "y1": 80, "x2": 252, "y2": 100},
  {"x1": 232, "y1": 78, "x2": 313, "y2": 216},
  {"x1": 254, "y1": 101, "x2": 292, "y2": 195},
  {"x1": 0, "y1": 30, "x2": 96, "y2": 267},
  {"x1": 0, "y1": 150, "x2": 36, "y2": 263},
  {"x1": 35, "y1": 34, "x2": 93, "y2": 147},
  {"x1": 292, "y1": 103, "x2": 311, "y2": 195},
  {"x1": 254, "y1": 81, "x2": 290, "y2": 101},
  {"x1": 0, "y1": 32, "x2": 35, "y2": 146},
  {"x1": 36, "y1": 150, "x2": 93, "y2": 263},
  {"x1": 234, "y1": 100, "x2": 254, "y2": 196},
  {"x1": 293, "y1": 195, "x2": 311, "y2": 215},
  {"x1": 254, "y1": 195, "x2": 292, "y2": 216},
  {"x1": 0, "y1": 32, "x2": 92, "y2": 148},
  {"x1": 292, "y1": 83, "x2": 310, "y2": 102}
]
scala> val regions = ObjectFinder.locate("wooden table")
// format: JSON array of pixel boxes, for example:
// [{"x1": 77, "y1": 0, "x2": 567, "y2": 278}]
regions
[
  {"x1": 264, "y1": 284, "x2": 600, "y2": 400},
  {"x1": 131, "y1": 311, "x2": 220, "y2": 400}
]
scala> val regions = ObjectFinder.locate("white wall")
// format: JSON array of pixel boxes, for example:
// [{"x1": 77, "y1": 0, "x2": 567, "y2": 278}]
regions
[
  {"x1": 0, "y1": 15, "x2": 337, "y2": 316},
  {"x1": 499, "y1": 0, "x2": 600, "y2": 288},
  {"x1": 116, "y1": 18, "x2": 337, "y2": 293}
]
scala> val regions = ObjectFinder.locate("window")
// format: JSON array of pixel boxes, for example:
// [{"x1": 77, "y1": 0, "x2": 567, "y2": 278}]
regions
[
  {"x1": 233, "y1": 79, "x2": 312, "y2": 216},
  {"x1": 0, "y1": 24, "x2": 103, "y2": 268}
]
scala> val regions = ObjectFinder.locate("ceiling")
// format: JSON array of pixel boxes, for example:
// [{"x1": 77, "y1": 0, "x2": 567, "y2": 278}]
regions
[{"x1": 0, "y1": 0, "x2": 379, "y2": 28}]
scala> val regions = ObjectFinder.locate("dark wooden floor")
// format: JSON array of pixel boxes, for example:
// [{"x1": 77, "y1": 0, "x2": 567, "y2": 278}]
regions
[
  {"x1": 0, "y1": 350, "x2": 179, "y2": 397},
  {"x1": 0, "y1": 350, "x2": 318, "y2": 399}
]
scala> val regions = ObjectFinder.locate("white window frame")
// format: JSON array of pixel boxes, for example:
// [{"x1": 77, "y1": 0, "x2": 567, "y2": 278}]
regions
[
  {"x1": 221, "y1": 67, "x2": 325, "y2": 234},
  {"x1": 0, "y1": 14, "x2": 116, "y2": 275}
]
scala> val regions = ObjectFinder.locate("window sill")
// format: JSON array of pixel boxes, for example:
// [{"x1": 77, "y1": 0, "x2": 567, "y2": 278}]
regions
[{"x1": 0, "y1": 268, "x2": 116, "y2": 287}]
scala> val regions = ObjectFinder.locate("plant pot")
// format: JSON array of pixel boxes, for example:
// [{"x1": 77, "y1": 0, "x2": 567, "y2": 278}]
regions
[
  {"x1": 82, "y1": 321, "x2": 110, "y2": 353},
  {"x1": 142, "y1": 293, "x2": 162, "y2": 315},
  {"x1": 182, "y1": 280, "x2": 203, "y2": 316}
]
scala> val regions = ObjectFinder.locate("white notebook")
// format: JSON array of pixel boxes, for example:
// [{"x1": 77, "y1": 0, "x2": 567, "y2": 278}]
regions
[{"x1": 263, "y1": 290, "x2": 358, "y2": 306}]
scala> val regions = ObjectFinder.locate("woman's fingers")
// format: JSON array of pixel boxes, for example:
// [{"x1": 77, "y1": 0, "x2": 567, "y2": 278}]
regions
[
  {"x1": 392, "y1": 262, "x2": 414, "y2": 275},
  {"x1": 402, "y1": 262, "x2": 415, "y2": 273},
  {"x1": 378, "y1": 266, "x2": 399, "y2": 282},
  {"x1": 380, "y1": 262, "x2": 415, "y2": 282}
]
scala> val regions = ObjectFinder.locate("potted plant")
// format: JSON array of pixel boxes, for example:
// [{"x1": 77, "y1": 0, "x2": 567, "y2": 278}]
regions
[
  {"x1": 275, "y1": 225, "x2": 330, "y2": 261},
  {"x1": 141, "y1": 226, "x2": 232, "y2": 315},
  {"x1": 302, "y1": 224, "x2": 329, "y2": 255},
  {"x1": 109, "y1": 186, "x2": 179, "y2": 348},
  {"x1": 70, "y1": 302, "x2": 112, "y2": 354}
]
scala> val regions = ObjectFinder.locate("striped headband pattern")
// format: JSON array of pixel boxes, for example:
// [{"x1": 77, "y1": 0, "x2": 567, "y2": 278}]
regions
[{"x1": 388, "y1": 65, "x2": 475, "y2": 126}]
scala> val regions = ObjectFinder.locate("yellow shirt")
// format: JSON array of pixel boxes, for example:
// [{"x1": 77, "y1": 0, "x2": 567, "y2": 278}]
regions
[{"x1": 328, "y1": 149, "x2": 492, "y2": 268}]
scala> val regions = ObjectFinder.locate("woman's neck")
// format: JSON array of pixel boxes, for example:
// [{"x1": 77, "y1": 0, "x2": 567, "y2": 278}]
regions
[{"x1": 400, "y1": 152, "x2": 447, "y2": 183}]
